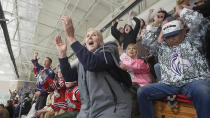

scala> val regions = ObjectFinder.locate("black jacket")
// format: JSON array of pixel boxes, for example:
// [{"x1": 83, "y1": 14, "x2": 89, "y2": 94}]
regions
[
  {"x1": 193, "y1": 0, "x2": 210, "y2": 17},
  {"x1": 111, "y1": 17, "x2": 140, "y2": 50}
]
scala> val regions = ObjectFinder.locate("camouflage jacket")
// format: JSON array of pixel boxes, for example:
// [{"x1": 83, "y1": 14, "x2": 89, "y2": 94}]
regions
[{"x1": 142, "y1": 8, "x2": 210, "y2": 87}]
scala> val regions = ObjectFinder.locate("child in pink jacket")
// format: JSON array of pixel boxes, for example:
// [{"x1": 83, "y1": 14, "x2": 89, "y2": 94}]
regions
[{"x1": 120, "y1": 43, "x2": 152, "y2": 86}]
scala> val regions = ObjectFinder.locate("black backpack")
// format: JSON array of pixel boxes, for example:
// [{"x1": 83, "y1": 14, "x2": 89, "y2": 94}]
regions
[{"x1": 108, "y1": 65, "x2": 132, "y2": 88}]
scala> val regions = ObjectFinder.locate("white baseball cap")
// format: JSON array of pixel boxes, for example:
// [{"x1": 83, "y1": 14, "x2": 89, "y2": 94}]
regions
[{"x1": 162, "y1": 20, "x2": 183, "y2": 38}]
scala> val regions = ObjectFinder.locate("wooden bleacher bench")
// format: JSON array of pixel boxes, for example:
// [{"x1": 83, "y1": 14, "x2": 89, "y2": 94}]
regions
[{"x1": 154, "y1": 94, "x2": 197, "y2": 118}]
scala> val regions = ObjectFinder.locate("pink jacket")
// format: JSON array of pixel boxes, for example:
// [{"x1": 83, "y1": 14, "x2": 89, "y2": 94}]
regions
[{"x1": 120, "y1": 55, "x2": 152, "y2": 86}]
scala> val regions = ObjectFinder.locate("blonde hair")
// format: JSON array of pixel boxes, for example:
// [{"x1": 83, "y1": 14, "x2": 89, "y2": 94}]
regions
[{"x1": 126, "y1": 43, "x2": 138, "y2": 58}]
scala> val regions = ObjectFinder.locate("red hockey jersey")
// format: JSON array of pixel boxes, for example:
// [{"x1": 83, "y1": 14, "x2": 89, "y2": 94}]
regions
[
  {"x1": 65, "y1": 86, "x2": 81, "y2": 112},
  {"x1": 50, "y1": 79, "x2": 67, "y2": 111},
  {"x1": 32, "y1": 59, "x2": 55, "y2": 93}
]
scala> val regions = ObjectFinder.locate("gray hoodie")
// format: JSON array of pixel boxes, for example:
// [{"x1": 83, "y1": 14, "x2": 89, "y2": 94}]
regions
[{"x1": 69, "y1": 42, "x2": 132, "y2": 118}]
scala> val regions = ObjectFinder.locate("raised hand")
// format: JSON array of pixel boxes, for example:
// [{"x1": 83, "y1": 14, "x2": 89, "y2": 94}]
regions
[
  {"x1": 149, "y1": 9, "x2": 154, "y2": 14},
  {"x1": 120, "y1": 63, "x2": 127, "y2": 71},
  {"x1": 112, "y1": 21, "x2": 116, "y2": 26},
  {"x1": 140, "y1": 29, "x2": 146, "y2": 37},
  {"x1": 128, "y1": 10, "x2": 134, "y2": 19},
  {"x1": 147, "y1": 9, "x2": 154, "y2": 25},
  {"x1": 61, "y1": 15, "x2": 76, "y2": 44},
  {"x1": 174, "y1": 5, "x2": 183, "y2": 16},
  {"x1": 129, "y1": 10, "x2": 133, "y2": 16},
  {"x1": 55, "y1": 35, "x2": 67, "y2": 58},
  {"x1": 116, "y1": 18, "x2": 121, "y2": 22},
  {"x1": 34, "y1": 51, "x2": 38, "y2": 59}
]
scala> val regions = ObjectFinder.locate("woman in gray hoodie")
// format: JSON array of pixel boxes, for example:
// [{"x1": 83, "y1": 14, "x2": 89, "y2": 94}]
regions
[{"x1": 55, "y1": 15, "x2": 132, "y2": 118}]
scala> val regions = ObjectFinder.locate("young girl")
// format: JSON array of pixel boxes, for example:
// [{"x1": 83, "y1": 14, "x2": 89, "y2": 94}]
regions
[{"x1": 120, "y1": 43, "x2": 152, "y2": 86}]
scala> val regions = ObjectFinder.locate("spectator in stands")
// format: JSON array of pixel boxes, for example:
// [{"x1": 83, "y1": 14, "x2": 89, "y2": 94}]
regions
[
  {"x1": 111, "y1": 19, "x2": 124, "y2": 45},
  {"x1": 111, "y1": 19, "x2": 126, "y2": 46},
  {"x1": 136, "y1": 29, "x2": 151, "y2": 59},
  {"x1": 119, "y1": 43, "x2": 152, "y2": 118},
  {"x1": 111, "y1": 10, "x2": 141, "y2": 50},
  {"x1": 9, "y1": 89, "x2": 17, "y2": 100},
  {"x1": 31, "y1": 51, "x2": 55, "y2": 111},
  {"x1": 53, "y1": 80, "x2": 80, "y2": 118},
  {"x1": 0, "y1": 104, "x2": 9, "y2": 118},
  {"x1": 15, "y1": 92, "x2": 32, "y2": 117},
  {"x1": 55, "y1": 15, "x2": 132, "y2": 118},
  {"x1": 138, "y1": 6, "x2": 210, "y2": 118},
  {"x1": 50, "y1": 71, "x2": 66, "y2": 116},
  {"x1": 5, "y1": 100, "x2": 14, "y2": 118},
  {"x1": 135, "y1": 18, "x2": 150, "y2": 60},
  {"x1": 120, "y1": 43, "x2": 152, "y2": 86},
  {"x1": 146, "y1": 8, "x2": 169, "y2": 81},
  {"x1": 146, "y1": 8, "x2": 169, "y2": 37},
  {"x1": 147, "y1": 8, "x2": 168, "y2": 24},
  {"x1": 136, "y1": 30, "x2": 154, "y2": 81},
  {"x1": 35, "y1": 92, "x2": 54, "y2": 118},
  {"x1": 23, "y1": 101, "x2": 37, "y2": 118}
]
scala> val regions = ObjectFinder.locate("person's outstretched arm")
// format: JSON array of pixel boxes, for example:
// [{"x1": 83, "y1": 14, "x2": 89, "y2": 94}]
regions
[
  {"x1": 60, "y1": 15, "x2": 115, "y2": 72},
  {"x1": 55, "y1": 35, "x2": 78, "y2": 82},
  {"x1": 146, "y1": 9, "x2": 154, "y2": 25},
  {"x1": 142, "y1": 25, "x2": 160, "y2": 56},
  {"x1": 31, "y1": 52, "x2": 44, "y2": 75},
  {"x1": 111, "y1": 20, "x2": 122, "y2": 42},
  {"x1": 132, "y1": 16, "x2": 141, "y2": 39},
  {"x1": 177, "y1": 6, "x2": 210, "y2": 49},
  {"x1": 71, "y1": 41, "x2": 115, "y2": 71}
]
